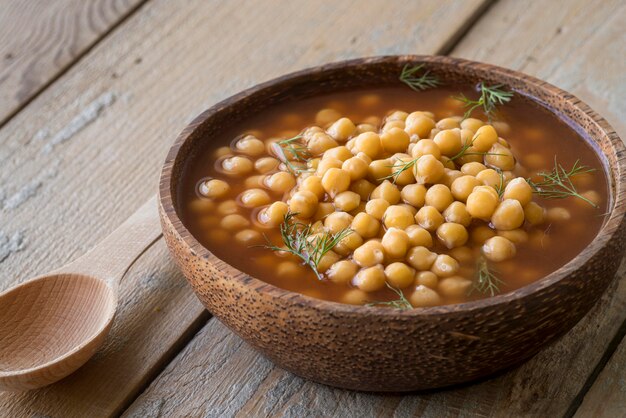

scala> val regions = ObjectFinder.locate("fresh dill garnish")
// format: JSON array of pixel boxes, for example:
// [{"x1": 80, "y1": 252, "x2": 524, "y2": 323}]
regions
[
  {"x1": 379, "y1": 157, "x2": 420, "y2": 183},
  {"x1": 471, "y1": 257, "x2": 503, "y2": 297},
  {"x1": 366, "y1": 283, "x2": 413, "y2": 310},
  {"x1": 454, "y1": 83, "x2": 514, "y2": 120},
  {"x1": 528, "y1": 157, "x2": 597, "y2": 207},
  {"x1": 494, "y1": 168, "x2": 505, "y2": 198},
  {"x1": 449, "y1": 133, "x2": 505, "y2": 161},
  {"x1": 399, "y1": 64, "x2": 441, "y2": 91},
  {"x1": 275, "y1": 135, "x2": 312, "y2": 175},
  {"x1": 261, "y1": 212, "x2": 352, "y2": 280}
]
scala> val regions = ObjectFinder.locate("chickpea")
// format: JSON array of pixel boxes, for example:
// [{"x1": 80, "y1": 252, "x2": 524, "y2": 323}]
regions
[
  {"x1": 237, "y1": 188, "x2": 269, "y2": 208},
  {"x1": 460, "y1": 118, "x2": 484, "y2": 133},
  {"x1": 244, "y1": 175, "x2": 266, "y2": 189},
  {"x1": 327, "y1": 260, "x2": 359, "y2": 284},
  {"x1": 436, "y1": 117, "x2": 460, "y2": 130},
  {"x1": 365, "y1": 198, "x2": 390, "y2": 220},
  {"x1": 406, "y1": 246, "x2": 437, "y2": 270},
  {"x1": 298, "y1": 176, "x2": 324, "y2": 200},
  {"x1": 350, "y1": 179, "x2": 376, "y2": 200},
  {"x1": 424, "y1": 184, "x2": 454, "y2": 212},
  {"x1": 327, "y1": 117, "x2": 356, "y2": 141},
  {"x1": 415, "y1": 271, "x2": 438, "y2": 289},
  {"x1": 265, "y1": 171, "x2": 296, "y2": 193},
  {"x1": 324, "y1": 211, "x2": 354, "y2": 233},
  {"x1": 356, "y1": 123, "x2": 377, "y2": 134},
  {"x1": 399, "y1": 184, "x2": 425, "y2": 208},
  {"x1": 321, "y1": 168, "x2": 351, "y2": 197},
  {"x1": 433, "y1": 129, "x2": 463, "y2": 157},
  {"x1": 323, "y1": 146, "x2": 353, "y2": 162},
  {"x1": 436, "y1": 222, "x2": 469, "y2": 249},
  {"x1": 234, "y1": 135, "x2": 265, "y2": 156},
  {"x1": 221, "y1": 155, "x2": 253, "y2": 176},
  {"x1": 476, "y1": 168, "x2": 502, "y2": 188},
  {"x1": 317, "y1": 251, "x2": 341, "y2": 273},
  {"x1": 471, "y1": 125, "x2": 498, "y2": 152},
  {"x1": 438, "y1": 276, "x2": 472, "y2": 298},
  {"x1": 386, "y1": 110, "x2": 409, "y2": 121},
  {"x1": 371, "y1": 180, "x2": 401, "y2": 204},
  {"x1": 431, "y1": 254, "x2": 459, "y2": 277},
  {"x1": 503, "y1": 178, "x2": 533, "y2": 206},
  {"x1": 342, "y1": 156, "x2": 369, "y2": 181},
  {"x1": 579, "y1": 190, "x2": 601, "y2": 207},
  {"x1": 334, "y1": 191, "x2": 361, "y2": 212},
  {"x1": 482, "y1": 236, "x2": 516, "y2": 262},
  {"x1": 277, "y1": 261, "x2": 301, "y2": 279},
  {"x1": 315, "y1": 108, "x2": 341, "y2": 126},
  {"x1": 466, "y1": 186, "x2": 499, "y2": 220},
  {"x1": 341, "y1": 288, "x2": 370, "y2": 305},
  {"x1": 334, "y1": 231, "x2": 363, "y2": 256},
  {"x1": 410, "y1": 285, "x2": 441, "y2": 307},
  {"x1": 288, "y1": 190, "x2": 318, "y2": 218},
  {"x1": 460, "y1": 162, "x2": 487, "y2": 177},
  {"x1": 405, "y1": 225, "x2": 433, "y2": 248},
  {"x1": 381, "y1": 228, "x2": 410, "y2": 259},
  {"x1": 351, "y1": 212, "x2": 381, "y2": 238},
  {"x1": 485, "y1": 143, "x2": 515, "y2": 171},
  {"x1": 471, "y1": 225, "x2": 496, "y2": 244},
  {"x1": 221, "y1": 214, "x2": 250, "y2": 231},
  {"x1": 440, "y1": 156, "x2": 455, "y2": 170},
  {"x1": 440, "y1": 169, "x2": 463, "y2": 188},
  {"x1": 498, "y1": 228, "x2": 529, "y2": 244},
  {"x1": 385, "y1": 262, "x2": 415, "y2": 288},
  {"x1": 380, "y1": 127, "x2": 410, "y2": 154},
  {"x1": 547, "y1": 207, "x2": 571, "y2": 222},
  {"x1": 383, "y1": 205, "x2": 415, "y2": 229},
  {"x1": 491, "y1": 199, "x2": 525, "y2": 230},
  {"x1": 301, "y1": 126, "x2": 324, "y2": 142},
  {"x1": 382, "y1": 120, "x2": 405, "y2": 133},
  {"x1": 389, "y1": 158, "x2": 417, "y2": 186},
  {"x1": 415, "y1": 206, "x2": 444, "y2": 231},
  {"x1": 353, "y1": 132, "x2": 382, "y2": 158},
  {"x1": 450, "y1": 175, "x2": 480, "y2": 202},
  {"x1": 353, "y1": 265, "x2": 386, "y2": 292},
  {"x1": 368, "y1": 159, "x2": 393, "y2": 182},
  {"x1": 524, "y1": 202, "x2": 545, "y2": 226},
  {"x1": 258, "y1": 201, "x2": 289, "y2": 226},
  {"x1": 199, "y1": 179, "x2": 230, "y2": 198},
  {"x1": 449, "y1": 246, "x2": 474, "y2": 264},
  {"x1": 234, "y1": 229, "x2": 263, "y2": 245},
  {"x1": 455, "y1": 147, "x2": 483, "y2": 165},
  {"x1": 411, "y1": 139, "x2": 441, "y2": 159},
  {"x1": 316, "y1": 157, "x2": 343, "y2": 176},
  {"x1": 353, "y1": 241, "x2": 385, "y2": 267},
  {"x1": 442, "y1": 201, "x2": 471, "y2": 227},
  {"x1": 405, "y1": 112, "x2": 436, "y2": 138},
  {"x1": 213, "y1": 146, "x2": 232, "y2": 158},
  {"x1": 414, "y1": 154, "x2": 445, "y2": 184},
  {"x1": 188, "y1": 198, "x2": 215, "y2": 213},
  {"x1": 492, "y1": 121, "x2": 512, "y2": 136},
  {"x1": 308, "y1": 132, "x2": 339, "y2": 156},
  {"x1": 217, "y1": 200, "x2": 238, "y2": 215}
]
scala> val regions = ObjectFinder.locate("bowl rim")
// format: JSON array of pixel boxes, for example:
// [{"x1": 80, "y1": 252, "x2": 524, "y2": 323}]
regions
[{"x1": 159, "y1": 55, "x2": 626, "y2": 316}]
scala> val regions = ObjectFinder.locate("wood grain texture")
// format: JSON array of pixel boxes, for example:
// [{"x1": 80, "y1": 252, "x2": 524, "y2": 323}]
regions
[
  {"x1": 0, "y1": 0, "x2": 146, "y2": 126},
  {"x1": 124, "y1": 0, "x2": 626, "y2": 416},
  {"x1": 0, "y1": 0, "x2": 489, "y2": 416}
]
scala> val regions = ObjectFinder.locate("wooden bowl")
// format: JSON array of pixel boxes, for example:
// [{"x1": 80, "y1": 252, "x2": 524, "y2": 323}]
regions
[{"x1": 158, "y1": 56, "x2": 626, "y2": 392}]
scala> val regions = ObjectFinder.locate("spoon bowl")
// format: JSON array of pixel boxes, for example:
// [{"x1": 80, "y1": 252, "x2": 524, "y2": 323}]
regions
[{"x1": 0, "y1": 197, "x2": 161, "y2": 391}]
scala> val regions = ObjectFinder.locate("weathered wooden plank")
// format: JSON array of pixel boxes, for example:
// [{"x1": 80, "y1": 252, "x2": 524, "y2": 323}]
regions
[
  {"x1": 122, "y1": 0, "x2": 626, "y2": 416},
  {"x1": 0, "y1": 0, "x2": 490, "y2": 416},
  {"x1": 0, "y1": 0, "x2": 146, "y2": 126}
]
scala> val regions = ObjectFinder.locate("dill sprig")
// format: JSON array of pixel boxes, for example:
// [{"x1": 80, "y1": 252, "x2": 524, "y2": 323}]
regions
[
  {"x1": 379, "y1": 157, "x2": 419, "y2": 183},
  {"x1": 454, "y1": 83, "x2": 513, "y2": 120},
  {"x1": 449, "y1": 133, "x2": 505, "y2": 161},
  {"x1": 494, "y1": 168, "x2": 505, "y2": 198},
  {"x1": 366, "y1": 283, "x2": 413, "y2": 310},
  {"x1": 471, "y1": 257, "x2": 503, "y2": 297},
  {"x1": 275, "y1": 135, "x2": 312, "y2": 175},
  {"x1": 262, "y1": 212, "x2": 352, "y2": 280},
  {"x1": 528, "y1": 157, "x2": 597, "y2": 207},
  {"x1": 399, "y1": 64, "x2": 441, "y2": 91}
]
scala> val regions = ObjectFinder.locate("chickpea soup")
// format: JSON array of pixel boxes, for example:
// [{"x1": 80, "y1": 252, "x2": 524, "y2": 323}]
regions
[{"x1": 179, "y1": 79, "x2": 608, "y2": 308}]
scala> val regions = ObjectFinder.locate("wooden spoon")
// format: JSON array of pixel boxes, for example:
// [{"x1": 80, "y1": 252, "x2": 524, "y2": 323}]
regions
[{"x1": 0, "y1": 197, "x2": 162, "y2": 391}]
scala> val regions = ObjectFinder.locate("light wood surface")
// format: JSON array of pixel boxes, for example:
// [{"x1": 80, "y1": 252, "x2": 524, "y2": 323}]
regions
[
  {"x1": 0, "y1": 197, "x2": 161, "y2": 391},
  {"x1": 124, "y1": 0, "x2": 626, "y2": 416},
  {"x1": 0, "y1": 0, "x2": 145, "y2": 125},
  {"x1": 1, "y1": 0, "x2": 624, "y2": 415}
]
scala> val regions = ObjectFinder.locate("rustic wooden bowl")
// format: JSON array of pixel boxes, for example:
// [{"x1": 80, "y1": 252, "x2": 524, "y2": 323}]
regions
[{"x1": 158, "y1": 56, "x2": 626, "y2": 392}]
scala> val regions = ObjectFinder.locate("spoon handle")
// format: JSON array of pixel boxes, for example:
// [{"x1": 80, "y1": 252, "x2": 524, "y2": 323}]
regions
[{"x1": 59, "y1": 196, "x2": 162, "y2": 286}]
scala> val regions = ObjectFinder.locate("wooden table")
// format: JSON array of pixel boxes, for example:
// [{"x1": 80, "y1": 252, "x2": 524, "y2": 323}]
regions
[{"x1": 1, "y1": 1, "x2": 624, "y2": 416}]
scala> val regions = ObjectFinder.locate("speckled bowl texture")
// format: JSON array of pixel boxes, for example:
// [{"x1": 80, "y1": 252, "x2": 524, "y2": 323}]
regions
[{"x1": 159, "y1": 56, "x2": 626, "y2": 392}]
